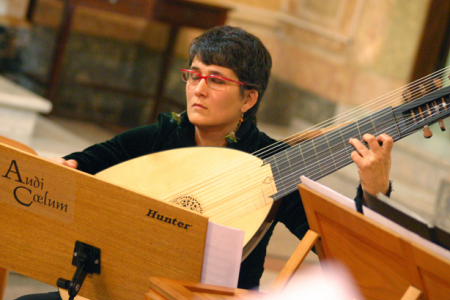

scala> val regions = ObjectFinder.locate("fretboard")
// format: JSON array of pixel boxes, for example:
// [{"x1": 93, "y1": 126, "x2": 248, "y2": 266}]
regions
[{"x1": 263, "y1": 107, "x2": 401, "y2": 199}]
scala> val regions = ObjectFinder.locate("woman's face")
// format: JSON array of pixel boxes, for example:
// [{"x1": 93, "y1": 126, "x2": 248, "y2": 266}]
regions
[{"x1": 186, "y1": 57, "x2": 257, "y2": 130}]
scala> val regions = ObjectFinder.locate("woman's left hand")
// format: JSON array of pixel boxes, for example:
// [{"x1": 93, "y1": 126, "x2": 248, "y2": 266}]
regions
[{"x1": 349, "y1": 133, "x2": 394, "y2": 196}]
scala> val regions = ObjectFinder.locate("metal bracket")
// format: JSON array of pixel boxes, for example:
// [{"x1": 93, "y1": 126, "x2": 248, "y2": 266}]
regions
[{"x1": 57, "y1": 241, "x2": 101, "y2": 300}]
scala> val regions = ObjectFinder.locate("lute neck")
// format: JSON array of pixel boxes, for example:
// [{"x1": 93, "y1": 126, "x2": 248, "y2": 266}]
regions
[
  {"x1": 263, "y1": 107, "x2": 400, "y2": 199},
  {"x1": 261, "y1": 82, "x2": 450, "y2": 200}
]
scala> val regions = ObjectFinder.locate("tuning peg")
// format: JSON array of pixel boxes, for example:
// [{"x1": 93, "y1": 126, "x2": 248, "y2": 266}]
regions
[
  {"x1": 433, "y1": 78, "x2": 443, "y2": 89},
  {"x1": 423, "y1": 125, "x2": 433, "y2": 138},
  {"x1": 439, "y1": 119, "x2": 446, "y2": 131}
]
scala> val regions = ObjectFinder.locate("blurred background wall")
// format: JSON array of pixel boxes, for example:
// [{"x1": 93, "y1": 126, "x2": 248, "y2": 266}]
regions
[{"x1": 0, "y1": 0, "x2": 448, "y2": 127}]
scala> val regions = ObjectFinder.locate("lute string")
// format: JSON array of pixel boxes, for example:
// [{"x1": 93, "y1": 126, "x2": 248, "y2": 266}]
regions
[{"x1": 208, "y1": 106, "x2": 448, "y2": 221}]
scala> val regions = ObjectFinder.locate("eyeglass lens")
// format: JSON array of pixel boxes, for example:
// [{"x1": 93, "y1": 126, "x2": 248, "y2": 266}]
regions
[{"x1": 182, "y1": 70, "x2": 234, "y2": 91}]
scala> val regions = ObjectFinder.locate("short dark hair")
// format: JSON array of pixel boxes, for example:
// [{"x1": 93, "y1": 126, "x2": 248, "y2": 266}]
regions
[{"x1": 188, "y1": 26, "x2": 272, "y2": 122}]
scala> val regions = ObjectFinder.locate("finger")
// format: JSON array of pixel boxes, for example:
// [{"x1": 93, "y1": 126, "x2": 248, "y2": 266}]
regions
[
  {"x1": 349, "y1": 138, "x2": 369, "y2": 156},
  {"x1": 64, "y1": 159, "x2": 78, "y2": 169},
  {"x1": 363, "y1": 134, "x2": 381, "y2": 152},
  {"x1": 351, "y1": 150, "x2": 363, "y2": 165},
  {"x1": 377, "y1": 133, "x2": 394, "y2": 152}
]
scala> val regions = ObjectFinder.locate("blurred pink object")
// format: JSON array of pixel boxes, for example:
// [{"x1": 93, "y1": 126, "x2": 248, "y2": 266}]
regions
[{"x1": 256, "y1": 260, "x2": 363, "y2": 300}]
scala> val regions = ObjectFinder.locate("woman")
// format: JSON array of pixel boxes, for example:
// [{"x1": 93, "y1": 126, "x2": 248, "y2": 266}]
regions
[{"x1": 16, "y1": 25, "x2": 392, "y2": 299}]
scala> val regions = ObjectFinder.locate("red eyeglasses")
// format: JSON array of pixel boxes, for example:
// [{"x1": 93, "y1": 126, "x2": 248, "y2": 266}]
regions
[{"x1": 181, "y1": 69, "x2": 257, "y2": 91}]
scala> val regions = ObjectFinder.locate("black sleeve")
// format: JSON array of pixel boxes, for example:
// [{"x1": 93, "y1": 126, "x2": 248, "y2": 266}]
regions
[
  {"x1": 356, "y1": 181, "x2": 393, "y2": 210},
  {"x1": 275, "y1": 190, "x2": 310, "y2": 239},
  {"x1": 63, "y1": 123, "x2": 164, "y2": 174}
]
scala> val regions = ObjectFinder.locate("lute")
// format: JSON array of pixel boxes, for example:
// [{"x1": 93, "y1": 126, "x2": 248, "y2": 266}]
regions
[{"x1": 95, "y1": 68, "x2": 450, "y2": 259}]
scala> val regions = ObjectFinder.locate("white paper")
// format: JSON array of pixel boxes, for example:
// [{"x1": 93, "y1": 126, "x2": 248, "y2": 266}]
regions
[
  {"x1": 201, "y1": 221, "x2": 244, "y2": 288},
  {"x1": 301, "y1": 176, "x2": 355, "y2": 210},
  {"x1": 300, "y1": 176, "x2": 450, "y2": 261}
]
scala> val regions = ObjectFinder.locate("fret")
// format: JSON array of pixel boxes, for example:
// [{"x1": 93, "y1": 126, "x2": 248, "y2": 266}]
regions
[
  {"x1": 325, "y1": 131, "x2": 348, "y2": 172},
  {"x1": 360, "y1": 107, "x2": 401, "y2": 140},
  {"x1": 265, "y1": 145, "x2": 305, "y2": 193},
  {"x1": 309, "y1": 135, "x2": 336, "y2": 180},
  {"x1": 356, "y1": 122, "x2": 363, "y2": 141},
  {"x1": 333, "y1": 152, "x2": 354, "y2": 171},
  {"x1": 275, "y1": 151, "x2": 290, "y2": 179},
  {"x1": 286, "y1": 144, "x2": 307, "y2": 187},
  {"x1": 326, "y1": 130, "x2": 348, "y2": 154},
  {"x1": 356, "y1": 118, "x2": 376, "y2": 137},
  {"x1": 378, "y1": 108, "x2": 401, "y2": 141},
  {"x1": 297, "y1": 140, "x2": 317, "y2": 179},
  {"x1": 336, "y1": 124, "x2": 356, "y2": 159},
  {"x1": 285, "y1": 145, "x2": 306, "y2": 184},
  {"x1": 340, "y1": 122, "x2": 362, "y2": 141},
  {"x1": 310, "y1": 138, "x2": 325, "y2": 179},
  {"x1": 326, "y1": 128, "x2": 352, "y2": 173},
  {"x1": 284, "y1": 148, "x2": 292, "y2": 169},
  {"x1": 296, "y1": 143, "x2": 306, "y2": 168},
  {"x1": 323, "y1": 133, "x2": 338, "y2": 172},
  {"x1": 286, "y1": 146, "x2": 306, "y2": 188}
]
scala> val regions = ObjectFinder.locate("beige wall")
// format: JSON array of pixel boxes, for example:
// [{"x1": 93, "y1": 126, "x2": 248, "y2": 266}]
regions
[
  {"x1": 200, "y1": 0, "x2": 430, "y2": 105},
  {"x1": 13, "y1": 0, "x2": 431, "y2": 106},
  {"x1": 1, "y1": 0, "x2": 29, "y2": 18}
]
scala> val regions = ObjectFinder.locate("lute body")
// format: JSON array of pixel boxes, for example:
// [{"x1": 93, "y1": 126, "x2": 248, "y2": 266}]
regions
[{"x1": 96, "y1": 147, "x2": 277, "y2": 251}]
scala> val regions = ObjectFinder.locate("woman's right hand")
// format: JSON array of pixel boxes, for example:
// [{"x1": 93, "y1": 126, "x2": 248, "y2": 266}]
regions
[{"x1": 48, "y1": 157, "x2": 79, "y2": 169}]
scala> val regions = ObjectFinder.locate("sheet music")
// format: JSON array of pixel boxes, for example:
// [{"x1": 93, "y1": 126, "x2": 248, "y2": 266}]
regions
[
  {"x1": 301, "y1": 176, "x2": 450, "y2": 261},
  {"x1": 201, "y1": 221, "x2": 244, "y2": 288}
]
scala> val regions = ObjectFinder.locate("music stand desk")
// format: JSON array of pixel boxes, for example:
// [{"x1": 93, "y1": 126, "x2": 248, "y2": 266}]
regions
[{"x1": 298, "y1": 183, "x2": 450, "y2": 300}]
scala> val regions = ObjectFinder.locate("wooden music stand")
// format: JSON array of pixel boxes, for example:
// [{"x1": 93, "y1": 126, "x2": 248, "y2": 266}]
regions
[
  {"x1": 0, "y1": 141, "x2": 209, "y2": 300},
  {"x1": 296, "y1": 183, "x2": 450, "y2": 300}
]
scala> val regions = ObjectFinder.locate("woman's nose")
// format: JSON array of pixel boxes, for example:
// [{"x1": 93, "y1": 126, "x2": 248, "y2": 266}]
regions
[{"x1": 194, "y1": 78, "x2": 208, "y2": 94}]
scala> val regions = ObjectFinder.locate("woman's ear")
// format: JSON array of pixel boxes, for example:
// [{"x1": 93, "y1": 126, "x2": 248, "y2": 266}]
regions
[{"x1": 241, "y1": 89, "x2": 259, "y2": 113}]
